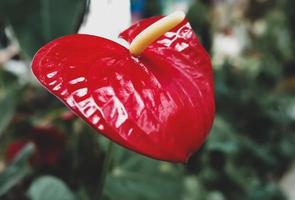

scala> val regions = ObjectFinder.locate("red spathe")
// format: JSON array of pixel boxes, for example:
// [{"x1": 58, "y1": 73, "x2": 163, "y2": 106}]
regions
[{"x1": 32, "y1": 16, "x2": 215, "y2": 163}]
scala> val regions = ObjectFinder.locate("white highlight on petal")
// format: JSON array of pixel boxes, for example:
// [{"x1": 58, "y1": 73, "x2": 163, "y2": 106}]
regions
[
  {"x1": 73, "y1": 88, "x2": 88, "y2": 98},
  {"x1": 66, "y1": 96, "x2": 75, "y2": 107},
  {"x1": 175, "y1": 42, "x2": 189, "y2": 52},
  {"x1": 69, "y1": 77, "x2": 85, "y2": 85},
  {"x1": 92, "y1": 115, "x2": 100, "y2": 124},
  {"x1": 98, "y1": 124, "x2": 104, "y2": 130},
  {"x1": 112, "y1": 97, "x2": 128, "y2": 128},
  {"x1": 96, "y1": 86, "x2": 115, "y2": 103},
  {"x1": 61, "y1": 89, "x2": 68, "y2": 96},
  {"x1": 95, "y1": 86, "x2": 128, "y2": 128},
  {"x1": 157, "y1": 22, "x2": 191, "y2": 52},
  {"x1": 76, "y1": 97, "x2": 105, "y2": 119},
  {"x1": 52, "y1": 83, "x2": 62, "y2": 91},
  {"x1": 85, "y1": 106, "x2": 96, "y2": 117},
  {"x1": 47, "y1": 71, "x2": 57, "y2": 78},
  {"x1": 49, "y1": 80, "x2": 57, "y2": 86},
  {"x1": 127, "y1": 128, "x2": 133, "y2": 136}
]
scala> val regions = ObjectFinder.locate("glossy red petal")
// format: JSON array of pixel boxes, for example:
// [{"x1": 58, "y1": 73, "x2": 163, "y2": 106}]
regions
[
  {"x1": 121, "y1": 17, "x2": 215, "y2": 161},
  {"x1": 120, "y1": 17, "x2": 215, "y2": 134},
  {"x1": 32, "y1": 17, "x2": 215, "y2": 163}
]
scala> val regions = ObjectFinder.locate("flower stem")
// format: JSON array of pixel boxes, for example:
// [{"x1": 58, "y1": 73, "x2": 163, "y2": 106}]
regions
[{"x1": 97, "y1": 140, "x2": 114, "y2": 200}]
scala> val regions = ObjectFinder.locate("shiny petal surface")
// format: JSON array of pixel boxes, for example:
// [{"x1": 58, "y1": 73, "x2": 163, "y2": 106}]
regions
[{"x1": 32, "y1": 17, "x2": 215, "y2": 163}]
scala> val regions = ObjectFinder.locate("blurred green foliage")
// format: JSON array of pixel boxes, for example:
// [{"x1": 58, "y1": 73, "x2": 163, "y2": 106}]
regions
[
  {"x1": 27, "y1": 176, "x2": 76, "y2": 200},
  {"x1": 0, "y1": 144, "x2": 34, "y2": 197},
  {"x1": 0, "y1": 0, "x2": 87, "y2": 57},
  {"x1": 0, "y1": 0, "x2": 295, "y2": 200}
]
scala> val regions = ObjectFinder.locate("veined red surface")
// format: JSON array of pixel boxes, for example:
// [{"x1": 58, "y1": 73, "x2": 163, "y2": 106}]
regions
[{"x1": 32, "y1": 16, "x2": 215, "y2": 163}]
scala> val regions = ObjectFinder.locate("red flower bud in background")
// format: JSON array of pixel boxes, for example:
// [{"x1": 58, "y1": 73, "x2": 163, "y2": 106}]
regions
[
  {"x1": 6, "y1": 126, "x2": 65, "y2": 166},
  {"x1": 32, "y1": 14, "x2": 215, "y2": 163},
  {"x1": 61, "y1": 110, "x2": 77, "y2": 121},
  {"x1": 6, "y1": 139, "x2": 30, "y2": 162}
]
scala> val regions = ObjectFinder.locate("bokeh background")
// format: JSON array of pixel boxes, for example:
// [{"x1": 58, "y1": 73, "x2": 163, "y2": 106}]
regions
[{"x1": 1, "y1": 0, "x2": 295, "y2": 199}]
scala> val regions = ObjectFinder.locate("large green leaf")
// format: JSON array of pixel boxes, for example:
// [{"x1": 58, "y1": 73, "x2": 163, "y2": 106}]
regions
[
  {"x1": 0, "y1": 69, "x2": 18, "y2": 87},
  {"x1": 0, "y1": 0, "x2": 86, "y2": 57},
  {"x1": 104, "y1": 144, "x2": 184, "y2": 200},
  {"x1": 27, "y1": 176, "x2": 76, "y2": 200},
  {"x1": 0, "y1": 143, "x2": 34, "y2": 196}
]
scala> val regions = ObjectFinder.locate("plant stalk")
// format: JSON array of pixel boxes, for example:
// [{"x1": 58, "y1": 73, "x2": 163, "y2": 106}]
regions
[{"x1": 97, "y1": 140, "x2": 114, "y2": 200}]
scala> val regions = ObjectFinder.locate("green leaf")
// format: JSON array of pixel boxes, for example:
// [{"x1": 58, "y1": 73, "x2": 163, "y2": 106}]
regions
[
  {"x1": 206, "y1": 116, "x2": 239, "y2": 155},
  {"x1": 0, "y1": 143, "x2": 34, "y2": 196},
  {"x1": 0, "y1": 69, "x2": 18, "y2": 87},
  {"x1": 207, "y1": 191, "x2": 226, "y2": 200},
  {"x1": 182, "y1": 176, "x2": 207, "y2": 200},
  {"x1": 0, "y1": 0, "x2": 86, "y2": 57},
  {"x1": 0, "y1": 84, "x2": 24, "y2": 138},
  {"x1": 246, "y1": 182, "x2": 287, "y2": 200},
  {"x1": 104, "y1": 145, "x2": 184, "y2": 200},
  {"x1": 106, "y1": 172, "x2": 183, "y2": 200},
  {"x1": 27, "y1": 176, "x2": 76, "y2": 200}
]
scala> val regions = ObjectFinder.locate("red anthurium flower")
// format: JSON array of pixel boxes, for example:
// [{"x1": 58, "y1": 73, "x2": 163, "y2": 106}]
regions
[
  {"x1": 32, "y1": 13, "x2": 215, "y2": 163},
  {"x1": 6, "y1": 126, "x2": 65, "y2": 166}
]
